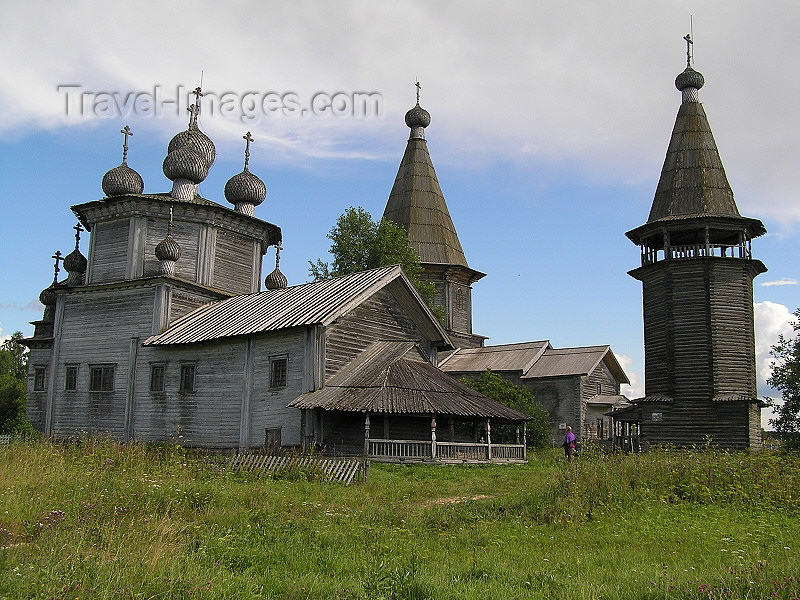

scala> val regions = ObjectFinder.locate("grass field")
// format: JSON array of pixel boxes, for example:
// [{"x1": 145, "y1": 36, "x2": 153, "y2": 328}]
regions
[{"x1": 1, "y1": 439, "x2": 798, "y2": 599}]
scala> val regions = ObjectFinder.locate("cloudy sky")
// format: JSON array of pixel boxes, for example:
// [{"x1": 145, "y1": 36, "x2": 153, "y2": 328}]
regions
[{"x1": 0, "y1": 0, "x2": 797, "y2": 426}]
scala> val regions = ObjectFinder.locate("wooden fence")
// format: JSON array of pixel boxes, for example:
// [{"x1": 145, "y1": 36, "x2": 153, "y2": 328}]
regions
[
  {"x1": 229, "y1": 454, "x2": 367, "y2": 485},
  {"x1": 368, "y1": 439, "x2": 527, "y2": 463}
]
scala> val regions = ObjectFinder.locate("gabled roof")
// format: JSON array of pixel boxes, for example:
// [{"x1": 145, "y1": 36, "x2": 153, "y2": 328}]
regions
[
  {"x1": 383, "y1": 137, "x2": 470, "y2": 267},
  {"x1": 439, "y1": 341, "x2": 551, "y2": 373},
  {"x1": 522, "y1": 345, "x2": 629, "y2": 384},
  {"x1": 289, "y1": 341, "x2": 528, "y2": 420},
  {"x1": 144, "y1": 265, "x2": 450, "y2": 346},
  {"x1": 440, "y1": 343, "x2": 630, "y2": 385}
]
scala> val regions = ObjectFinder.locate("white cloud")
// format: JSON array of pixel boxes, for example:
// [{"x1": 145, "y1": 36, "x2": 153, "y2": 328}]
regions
[
  {"x1": 760, "y1": 278, "x2": 798, "y2": 287},
  {"x1": 616, "y1": 354, "x2": 644, "y2": 400},
  {"x1": 2, "y1": 0, "x2": 800, "y2": 223},
  {"x1": 754, "y1": 301, "x2": 797, "y2": 394}
]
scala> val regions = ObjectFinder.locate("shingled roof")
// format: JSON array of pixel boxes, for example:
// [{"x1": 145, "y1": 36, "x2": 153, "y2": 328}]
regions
[
  {"x1": 382, "y1": 117, "x2": 470, "y2": 267},
  {"x1": 289, "y1": 341, "x2": 528, "y2": 420},
  {"x1": 648, "y1": 101, "x2": 739, "y2": 222}
]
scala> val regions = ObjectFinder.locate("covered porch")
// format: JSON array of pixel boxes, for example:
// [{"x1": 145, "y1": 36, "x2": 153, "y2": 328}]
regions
[{"x1": 289, "y1": 341, "x2": 529, "y2": 464}]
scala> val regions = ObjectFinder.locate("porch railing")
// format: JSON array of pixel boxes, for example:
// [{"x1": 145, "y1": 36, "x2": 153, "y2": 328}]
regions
[{"x1": 367, "y1": 438, "x2": 526, "y2": 463}]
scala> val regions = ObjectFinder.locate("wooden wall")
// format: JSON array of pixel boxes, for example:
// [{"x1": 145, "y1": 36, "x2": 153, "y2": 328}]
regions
[
  {"x1": 639, "y1": 399, "x2": 755, "y2": 449},
  {"x1": 88, "y1": 219, "x2": 130, "y2": 283},
  {"x1": 325, "y1": 288, "x2": 426, "y2": 380},
  {"x1": 639, "y1": 259, "x2": 759, "y2": 403},
  {"x1": 49, "y1": 287, "x2": 156, "y2": 438}
]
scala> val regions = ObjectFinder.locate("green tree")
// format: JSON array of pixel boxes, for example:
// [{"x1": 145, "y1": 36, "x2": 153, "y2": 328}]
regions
[
  {"x1": 0, "y1": 332, "x2": 30, "y2": 434},
  {"x1": 460, "y1": 369, "x2": 550, "y2": 449},
  {"x1": 768, "y1": 308, "x2": 800, "y2": 450},
  {"x1": 309, "y1": 207, "x2": 445, "y2": 323}
]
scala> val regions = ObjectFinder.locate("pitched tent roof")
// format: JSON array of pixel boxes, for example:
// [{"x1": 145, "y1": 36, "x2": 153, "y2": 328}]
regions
[
  {"x1": 144, "y1": 265, "x2": 450, "y2": 347},
  {"x1": 383, "y1": 130, "x2": 470, "y2": 268},
  {"x1": 439, "y1": 341, "x2": 551, "y2": 373},
  {"x1": 648, "y1": 101, "x2": 740, "y2": 222},
  {"x1": 522, "y1": 345, "x2": 629, "y2": 384},
  {"x1": 289, "y1": 341, "x2": 528, "y2": 421}
]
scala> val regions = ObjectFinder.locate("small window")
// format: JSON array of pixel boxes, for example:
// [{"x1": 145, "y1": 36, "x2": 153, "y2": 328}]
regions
[
  {"x1": 89, "y1": 365, "x2": 115, "y2": 392},
  {"x1": 597, "y1": 382, "x2": 602, "y2": 395},
  {"x1": 34, "y1": 367, "x2": 48, "y2": 391},
  {"x1": 179, "y1": 364, "x2": 196, "y2": 393},
  {"x1": 269, "y1": 357, "x2": 288, "y2": 389},
  {"x1": 150, "y1": 364, "x2": 165, "y2": 392},
  {"x1": 65, "y1": 365, "x2": 78, "y2": 391}
]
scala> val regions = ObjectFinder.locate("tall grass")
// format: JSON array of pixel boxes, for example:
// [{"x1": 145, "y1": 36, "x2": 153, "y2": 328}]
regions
[{"x1": 1, "y1": 439, "x2": 798, "y2": 600}]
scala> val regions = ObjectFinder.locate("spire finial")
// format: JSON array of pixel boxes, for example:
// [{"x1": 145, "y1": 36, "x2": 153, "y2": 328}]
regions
[
  {"x1": 275, "y1": 243, "x2": 282, "y2": 267},
  {"x1": 243, "y1": 131, "x2": 254, "y2": 170},
  {"x1": 120, "y1": 125, "x2": 133, "y2": 163},
  {"x1": 415, "y1": 80, "x2": 421, "y2": 105},
  {"x1": 684, "y1": 33, "x2": 693, "y2": 68},
  {"x1": 73, "y1": 223, "x2": 83, "y2": 250},
  {"x1": 168, "y1": 205, "x2": 174, "y2": 236},
  {"x1": 51, "y1": 250, "x2": 63, "y2": 284}
]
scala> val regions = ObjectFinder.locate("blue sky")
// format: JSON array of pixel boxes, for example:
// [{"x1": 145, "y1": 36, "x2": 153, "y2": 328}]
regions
[{"x1": 0, "y1": 1, "x2": 797, "y2": 426}]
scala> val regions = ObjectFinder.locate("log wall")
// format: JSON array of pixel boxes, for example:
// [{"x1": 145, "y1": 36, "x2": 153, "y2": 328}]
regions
[{"x1": 325, "y1": 288, "x2": 426, "y2": 380}]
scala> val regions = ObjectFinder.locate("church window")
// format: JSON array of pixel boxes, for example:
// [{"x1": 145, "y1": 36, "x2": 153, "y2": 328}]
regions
[
  {"x1": 179, "y1": 364, "x2": 196, "y2": 393},
  {"x1": 65, "y1": 365, "x2": 78, "y2": 391},
  {"x1": 269, "y1": 356, "x2": 288, "y2": 389},
  {"x1": 89, "y1": 365, "x2": 115, "y2": 392},
  {"x1": 34, "y1": 366, "x2": 47, "y2": 391},
  {"x1": 150, "y1": 364, "x2": 165, "y2": 392}
]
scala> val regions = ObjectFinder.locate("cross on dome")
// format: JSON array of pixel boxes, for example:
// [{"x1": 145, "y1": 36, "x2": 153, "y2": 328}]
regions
[
  {"x1": 120, "y1": 125, "x2": 133, "y2": 163},
  {"x1": 51, "y1": 250, "x2": 63, "y2": 283}
]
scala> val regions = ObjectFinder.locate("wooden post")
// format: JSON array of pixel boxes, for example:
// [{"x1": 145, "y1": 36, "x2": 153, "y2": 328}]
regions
[
  {"x1": 449, "y1": 417, "x2": 455, "y2": 441},
  {"x1": 300, "y1": 409, "x2": 307, "y2": 450},
  {"x1": 515, "y1": 425, "x2": 520, "y2": 445},
  {"x1": 431, "y1": 416, "x2": 437, "y2": 459},
  {"x1": 364, "y1": 414, "x2": 370, "y2": 456},
  {"x1": 523, "y1": 422, "x2": 527, "y2": 449},
  {"x1": 486, "y1": 419, "x2": 492, "y2": 460}
]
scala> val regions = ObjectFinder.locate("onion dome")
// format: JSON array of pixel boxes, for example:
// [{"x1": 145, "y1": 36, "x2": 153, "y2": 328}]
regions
[
  {"x1": 39, "y1": 283, "x2": 58, "y2": 308},
  {"x1": 405, "y1": 81, "x2": 430, "y2": 140},
  {"x1": 102, "y1": 126, "x2": 144, "y2": 197},
  {"x1": 168, "y1": 126, "x2": 216, "y2": 168},
  {"x1": 675, "y1": 34, "x2": 704, "y2": 103},
  {"x1": 264, "y1": 245, "x2": 287, "y2": 290},
  {"x1": 39, "y1": 250, "x2": 63, "y2": 321},
  {"x1": 155, "y1": 208, "x2": 182, "y2": 276},
  {"x1": 64, "y1": 224, "x2": 88, "y2": 286},
  {"x1": 225, "y1": 132, "x2": 266, "y2": 216},
  {"x1": 405, "y1": 103, "x2": 431, "y2": 129},
  {"x1": 162, "y1": 143, "x2": 209, "y2": 184},
  {"x1": 675, "y1": 67, "x2": 705, "y2": 92},
  {"x1": 167, "y1": 89, "x2": 216, "y2": 167}
]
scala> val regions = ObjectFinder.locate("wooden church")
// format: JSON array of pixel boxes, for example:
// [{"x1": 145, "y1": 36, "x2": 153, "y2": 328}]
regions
[
  {"x1": 622, "y1": 38, "x2": 767, "y2": 449},
  {"x1": 21, "y1": 91, "x2": 529, "y2": 462}
]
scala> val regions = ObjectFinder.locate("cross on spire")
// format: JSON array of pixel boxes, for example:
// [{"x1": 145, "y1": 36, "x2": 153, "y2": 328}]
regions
[
  {"x1": 120, "y1": 125, "x2": 133, "y2": 163},
  {"x1": 73, "y1": 223, "x2": 84, "y2": 250},
  {"x1": 167, "y1": 205, "x2": 174, "y2": 236},
  {"x1": 51, "y1": 250, "x2": 63, "y2": 283},
  {"x1": 243, "y1": 131, "x2": 254, "y2": 170},
  {"x1": 684, "y1": 33, "x2": 693, "y2": 68},
  {"x1": 415, "y1": 80, "x2": 421, "y2": 105}
]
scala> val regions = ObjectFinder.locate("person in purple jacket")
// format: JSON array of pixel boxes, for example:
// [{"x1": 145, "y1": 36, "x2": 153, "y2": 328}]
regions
[{"x1": 563, "y1": 426, "x2": 576, "y2": 460}]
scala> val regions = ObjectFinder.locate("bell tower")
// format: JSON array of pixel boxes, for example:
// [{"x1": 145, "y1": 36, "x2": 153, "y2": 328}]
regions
[
  {"x1": 626, "y1": 37, "x2": 767, "y2": 449},
  {"x1": 383, "y1": 84, "x2": 486, "y2": 348}
]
